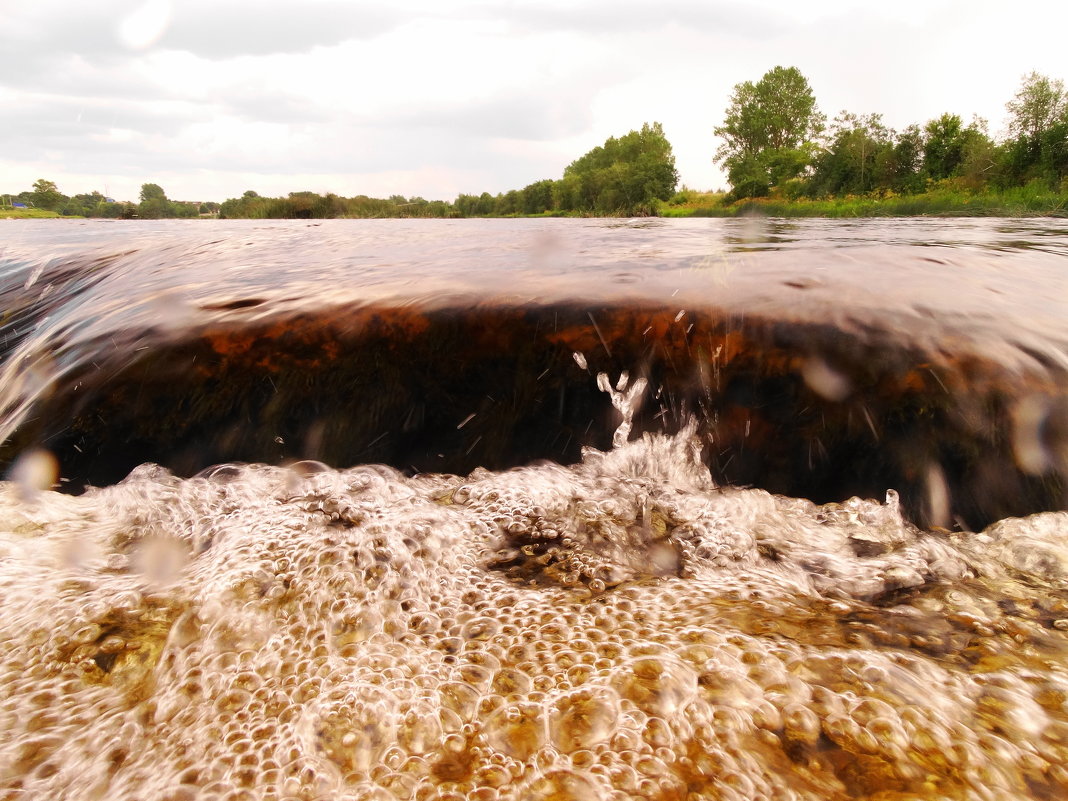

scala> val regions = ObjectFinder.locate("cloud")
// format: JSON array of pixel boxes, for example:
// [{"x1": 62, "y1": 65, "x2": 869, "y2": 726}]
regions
[
  {"x1": 157, "y1": 0, "x2": 404, "y2": 58},
  {"x1": 1, "y1": 95, "x2": 204, "y2": 157},
  {"x1": 506, "y1": 0, "x2": 787, "y2": 38},
  {"x1": 380, "y1": 84, "x2": 601, "y2": 143},
  {"x1": 0, "y1": 0, "x2": 405, "y2": 67},
  {"x1": 3, "y1": 0, "x2": 1067, "y2": 203},
  {"x1": 214, "y1": 87, "x2": 331, "y2": 125}
]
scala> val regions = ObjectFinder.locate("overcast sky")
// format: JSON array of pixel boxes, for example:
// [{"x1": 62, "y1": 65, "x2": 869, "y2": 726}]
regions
[{"x1": 2, "y1": 0, "x2": 1066, "y2": 203}]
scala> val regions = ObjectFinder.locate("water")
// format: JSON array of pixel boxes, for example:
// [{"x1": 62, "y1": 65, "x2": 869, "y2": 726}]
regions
[{"x1": 0, "y1": 217, "x2": 1067, "y2": 800}]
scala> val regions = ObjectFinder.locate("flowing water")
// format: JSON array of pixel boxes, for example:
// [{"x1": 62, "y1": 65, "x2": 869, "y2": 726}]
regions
[{"x1": 1, "y1": 217, "x2": 1067, "y2": 801}]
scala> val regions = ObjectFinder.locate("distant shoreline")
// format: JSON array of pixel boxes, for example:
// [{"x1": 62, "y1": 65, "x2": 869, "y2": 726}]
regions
[
  {"x1": 661, "y1": 187, "x2": 1068, "y2": 219},
  {"x1": 4, "y1": 188, "x2": 1066, "y2": 221}
]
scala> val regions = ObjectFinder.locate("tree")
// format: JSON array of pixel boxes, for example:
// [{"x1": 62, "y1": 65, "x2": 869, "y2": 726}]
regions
[
  {"x1": 809, "y1": 112, "x2": 893, "y2": 196},
  {"x1": 1006, "y1": 72, "x2": 1066, "y2": 140},
  {"x1": 30, "y1": 179, "x2": 65, "y2": 211},
  {"x1": 139, "y1": 183, "x2": 166, "y2": 202},
  {"x1": 453, "y1": 194, "x2": 480, "y2": 216},
  {"x1": 138, "y1": 183, "x2": 172, "y2": 218},
  {"x1": 220, "y1": 191, "x2": 269, "y2": 219},
  {"x1": 63, "y1": 191, "x2": 106, "y2": 217},
  {"x1": 475, "y1": 192, "x2": 495, "y2": 216},
  {"x1": 999, "y1": 73, "x2": 1068, "y2": 188},
  {"x1": 957, "y1": 118, "x2": 997, "y2": 188},
  {"x1": 922, "y1": 114, "x2": 967, "y2": 181},
  {"x1": 562, "y1": 122, "x2": 679, "y2": 214},
  {"x1": 715, "y1": 66, "x2": 824, "y2": 197},
  {"x1": 521, "y1": 180, "x2": 554, "y2": 214},
  {"x1": 495, "y1": 190, "x2": 521, "y2": 216},
  {"x1": 886, "y1": 125, "x2": 925, "y2": 193}
]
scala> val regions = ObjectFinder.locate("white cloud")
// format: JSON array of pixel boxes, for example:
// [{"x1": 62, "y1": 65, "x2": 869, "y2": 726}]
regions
[{"x1": 1, "y1": 0, "x2": 1066, "y2": 202}]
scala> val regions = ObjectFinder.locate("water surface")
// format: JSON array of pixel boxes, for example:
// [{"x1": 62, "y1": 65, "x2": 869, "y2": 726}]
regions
[{"x1": 0, "y1": 217, "x2": 1067, "y2": 800}]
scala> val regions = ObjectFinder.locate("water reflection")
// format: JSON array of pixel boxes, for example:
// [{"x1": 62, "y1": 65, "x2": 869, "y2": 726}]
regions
[{"x1": 710, "y1": 215, "x2": 1068, "y2": 255}]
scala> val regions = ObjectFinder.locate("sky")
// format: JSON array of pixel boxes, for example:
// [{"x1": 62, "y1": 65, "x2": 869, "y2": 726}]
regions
[{"x1": 2, "y1": 0, "x2": 1066, "y2": 203}]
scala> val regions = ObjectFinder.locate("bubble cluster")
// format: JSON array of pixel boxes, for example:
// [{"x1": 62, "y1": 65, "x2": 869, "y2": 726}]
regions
[{"x1": 0, "y1": 435, "x2": 1067, "y2": 800}]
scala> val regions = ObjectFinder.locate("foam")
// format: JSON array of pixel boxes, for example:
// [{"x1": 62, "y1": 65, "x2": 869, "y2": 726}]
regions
[{"x1": 0, "y1": 433, "x2": 1066, "y2": 799}]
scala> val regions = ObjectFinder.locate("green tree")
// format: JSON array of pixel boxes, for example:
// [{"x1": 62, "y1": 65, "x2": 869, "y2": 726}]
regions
[
  {"x1": 495, "y1": 190, "x2": 521, "y2": 216},
  {"x1": 30, "y1": 179, "x2": 65, "y2": 211},
  {"x1": 220, "y1": 191, "x2": 270, "y2": 219},
  {"x1": 998, "y1": 73, "x2": 1068, "y2": 188},
  {"x1": 96, "y1": 200, "x2": 126, "y2": 218},
  {"x1": 1006, "y1": 72, "x2": 1066, "y2": 140},
  {"x1": 551, "y1": 176, "x2": 579, "y2": 212},
  {"x1": 453, "y1": 194, "x2": 480, "y2": 217},
  {"x1": 886, "y1": 124, "x2": 925, "y2": 193},
  {"x1": 715, "y1": 66, "x2": 824, "y2": 198},
  {"x1": 139, "y1": 183, "x2": 165, "y2": 202},
  {"x1": 138, "y1": 183, "x2": 172, "y2": 218},
  {"x1": 522, "y1": 179, "x2": 554, "y2": 214},
  {"x1": 170, "y1": 201, "x2": 199, "y2": 218},
  {"x1": 63, "y1": 190, "x2": 106, "y2": 217},
  {"x1": 809, "y1": 112, "x2": 893, "y2": 196},
  {"x1": 475, "y1": 192, "x2": 495, "y2": 216},
  {"x1": 922, "y1": 114, "x2": 968, "y2": 181},
  {"x1": 957, "y1": 118, "x2": 997, "y2": 189},
  {"x1": 562, "y1": 122, "x2": 679, "y2": 214}
]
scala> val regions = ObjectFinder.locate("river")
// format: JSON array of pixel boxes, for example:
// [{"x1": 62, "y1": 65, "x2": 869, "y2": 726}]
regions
[{"x1": 0, "y1": 217, "x2": 1066, "y2": 800}]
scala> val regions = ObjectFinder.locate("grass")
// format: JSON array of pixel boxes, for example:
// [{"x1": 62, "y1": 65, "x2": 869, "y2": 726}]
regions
[
  {"x1": 660, "y1": 184, "x2": 1068, "y2": 219},
  {"x1": 0, "y1": 207, "x2": 68, "y2": 219}
]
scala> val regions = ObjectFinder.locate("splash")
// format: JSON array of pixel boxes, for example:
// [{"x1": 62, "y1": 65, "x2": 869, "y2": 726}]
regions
[{"x1": 596, "y1": 371, "x2": 648, "y2": 449}]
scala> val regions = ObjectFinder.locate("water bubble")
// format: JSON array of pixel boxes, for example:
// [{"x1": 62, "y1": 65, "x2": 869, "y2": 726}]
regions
[
  {"x1": 398, "y1": 708, "x2": 443, "y2": 755},
  {"x1": 522, "y1": 768, "x2": 605, "y2": 801},
  {"x1": 548, "y1": 686, "x2": 621, "y2": 752},
  {"x1": 492, "y1": 668, "x2": 533, "y2": 697},
  {"x1": 483, "y1": 702, "x2": 546, "y2": 760},
  {"x1": 3, "y1": 415, "x2": 1068, "y2": 800},
  {"x1": 611, "y1": 656, "x2": 697, "y2": 717}
]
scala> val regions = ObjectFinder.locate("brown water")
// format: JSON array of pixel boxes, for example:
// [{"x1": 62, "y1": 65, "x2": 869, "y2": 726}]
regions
[{"x1": 0, "y1": 217, "x2": 1067, "y2": 800}]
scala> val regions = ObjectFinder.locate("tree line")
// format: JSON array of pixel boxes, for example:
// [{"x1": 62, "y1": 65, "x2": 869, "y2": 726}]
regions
[
  {"x1": 1, "y1": 180, "x2": 221, "y2": 218},
  {"x1": 4, "y1": 123, "x2": 679, "y2": 220},
  {"x1": 715, "y1": 67, "x2": 1068, "y2": 200},
  {"x1": 7, "y1": 70, "x2": 1065, "y2": 218},
  {"x1": 219, "y1": 122, "x2": 679, "y2": 219}
]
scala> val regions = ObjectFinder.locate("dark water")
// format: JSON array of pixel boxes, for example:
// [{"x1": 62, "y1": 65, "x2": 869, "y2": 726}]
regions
[
  {"x1": 1, "y1": 217, "x2": 1067, "y2": 801},
  {"x1": 2, "y1": 217, "x2": 1067, "y2": 527}
]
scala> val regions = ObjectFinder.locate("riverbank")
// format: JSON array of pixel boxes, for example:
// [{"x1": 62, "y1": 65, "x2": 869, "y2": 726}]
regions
[
  {"x1": 662, "y1": 185, "x2": 1068, "y2": 218},
  {"x1": 0, "y1": 207, "x2": 67, "y2": 219},
  {"x1": 6, "y1": 187, "x2": 1068, "y2": 220}
]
